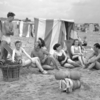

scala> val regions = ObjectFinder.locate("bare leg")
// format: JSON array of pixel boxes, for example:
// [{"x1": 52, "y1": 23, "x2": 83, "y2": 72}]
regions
[
  {"x1": 87, "y1": 63, "x2": 95, "y2": 70},
  {"x1": 64, "y1": 63, "x2": 74, "y2": 68},
  {"x1": 46, "y1": 55, "x2": 61, "y2": 70},
  {"x1": 67, "y1": 59, "x2": 80, "y2": 67},
  {"x1": 32, "y1": 57, "x2": 47, "y2": 73},
  {"x1": 22, "y1": 57, "x2": 47, "y2": 74},
  {"x1": 78, "y1": 56, "x2": 85, "y2": 68},
  {"x1": 42, "y1": 65, "x2": 54, "y2": 70},
  {"x1": 95, "y1": 61, "x2": 100, "y2": 70},
  {"x1": 0, "y1": 41, "x2": 12, "y2": 60}
]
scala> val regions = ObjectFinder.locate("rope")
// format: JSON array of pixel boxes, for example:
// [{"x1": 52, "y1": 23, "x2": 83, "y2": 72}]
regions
[{"x1": 59, "y1": 78, "x2": 73, "y2": 93}]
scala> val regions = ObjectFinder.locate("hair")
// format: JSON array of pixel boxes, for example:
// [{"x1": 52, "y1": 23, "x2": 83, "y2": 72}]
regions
[
  {"x1": 15, "y1": 41, "x2": 22, "y2": 45},
  {"x1": 38, "y1": 38, "x2": 45, "y2": 47},
  {"x1": 7, "y1": 12, "x2": 15, "y2": 17},
  {"x1": 94, "y1": 43, "x2": 100, "y2": 49},
  {"x1": 72, "y1": 39, "x2": 79, "y2": 45},
  {"x1": 53, "y1": 43, "x2": 60, "y2": 50}
]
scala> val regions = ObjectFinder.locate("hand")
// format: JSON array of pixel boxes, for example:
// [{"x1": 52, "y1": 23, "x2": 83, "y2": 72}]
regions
[
  {"x1": 41, "y1": 58, "x2": 46, "y2": 63},
  {"x1": 61, "y1": 61, "x2": 64, "y2": 65},
  {"x1": 41, "y1": 57, "x2": 47, "y2": 63}
]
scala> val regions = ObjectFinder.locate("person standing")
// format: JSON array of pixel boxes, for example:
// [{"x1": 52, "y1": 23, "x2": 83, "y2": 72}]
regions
[{"x1": 0, "y1": 12, "x2": 15, "y2": 60}]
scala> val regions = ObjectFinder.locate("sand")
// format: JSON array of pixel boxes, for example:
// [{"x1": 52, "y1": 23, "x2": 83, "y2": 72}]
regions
[{"x1": 0, "y1": 31, "x2": 100, "y2": 100}]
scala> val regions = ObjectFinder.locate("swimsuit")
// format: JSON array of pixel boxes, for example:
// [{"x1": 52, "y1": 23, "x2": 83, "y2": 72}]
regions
[{"x1": 56, "y1": 51, "x2": 68, "y2": 66}]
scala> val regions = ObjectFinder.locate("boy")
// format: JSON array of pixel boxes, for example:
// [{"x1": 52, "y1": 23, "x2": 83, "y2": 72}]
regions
[{"x1": 0, "y1": 12, "x2": 15, "y2": 60}]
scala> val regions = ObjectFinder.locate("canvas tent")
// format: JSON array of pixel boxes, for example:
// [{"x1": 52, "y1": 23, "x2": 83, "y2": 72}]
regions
[{"x1": 34, "y1": 18, "x2": 75, "y2": 54}]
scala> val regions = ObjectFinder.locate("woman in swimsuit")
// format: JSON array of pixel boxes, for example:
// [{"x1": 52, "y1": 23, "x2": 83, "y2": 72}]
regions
[
  {"x1": 11, "y1": 41, "x2": 48, "y2": 74},
  {"x1": 71, "y1": 39, "x2": 86, "y2": 68},
  {"x1": 53, "y1": 43, "x2": 80, "y2": 68}
]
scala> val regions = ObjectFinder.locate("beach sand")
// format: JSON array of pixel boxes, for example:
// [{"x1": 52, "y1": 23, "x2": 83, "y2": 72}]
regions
[{"x1": 0, "y1": 31, "x2": 100, "y2": 100}]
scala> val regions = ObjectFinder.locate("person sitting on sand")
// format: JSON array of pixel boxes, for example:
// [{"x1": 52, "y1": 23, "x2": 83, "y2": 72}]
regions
[
  {"x1": 31, "y1": 41, "x2": 61, "y2": 70},
  {"x1": 11, "y1": 40, "x2": 48, "y2": 74},
  {"x1": 85, "y1": 43, "x2": 100, "y2": 70},
  {"x1": 71, "y1": 39, "x2": 86, "y2": 68},
  {"x1": 53, "y1": 43, "x2": 80, "y2": 68}
]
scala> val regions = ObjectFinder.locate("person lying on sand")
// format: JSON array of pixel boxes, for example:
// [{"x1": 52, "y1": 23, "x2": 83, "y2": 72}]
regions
[
  {"x1": 53, "y1": 43, "x2": 80, "y2": 68},
  {"x1": 85, "y1": 43, "x2": 100, "y2": 70},
  {"x1": 11, "y1": 40, "x2": 48, "y2": 74},
  {"x1": 31, "y1": 41, "x2": 61, "y2": 70},
  {"x1": 71, "y1": 39, "x2": 86, "y2": 68}
]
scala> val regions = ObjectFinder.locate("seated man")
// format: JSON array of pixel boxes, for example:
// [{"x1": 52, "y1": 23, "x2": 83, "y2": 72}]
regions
[
  {"x1": 85, "y1": 43, "x2": 100, "y2": 70},
  {"x1": 31, "y1": 41, "x2": 61, "y2": 70}
]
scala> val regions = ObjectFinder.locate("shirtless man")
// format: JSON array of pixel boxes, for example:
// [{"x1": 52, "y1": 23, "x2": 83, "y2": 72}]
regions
[
  {"x1": 0, "y1": 12, "x2": 15, "y2": 60},
  {"x1": 31, "y1": 41, "x2": 61, "y2": 70},
  {"x1": 85, "y1": 43, "x2": 100, "y2": 70}
]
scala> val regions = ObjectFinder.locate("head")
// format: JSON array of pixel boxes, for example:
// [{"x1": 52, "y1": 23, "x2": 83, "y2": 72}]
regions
[
  {"x1": 34, "y1": 41, "x2": 41, "y2": 49},
  {"x1": 73, "y1": 39, "x2": 79, "y2": 46},
  {"x1": 7, "y1": 12, "x2": 15, "y2": 22},
  {"x1": 53, "y1": 43, "x2": 61, "y2": 52},
  {"x1": 93, "y1": 43, "x2": 100, "y2": 52},
  {"x1": 38, "y1": 38, "x2": 45, "y2": 47},
  {"x1": 15, "y1": 41, "x2": 22, "y2": 50}
]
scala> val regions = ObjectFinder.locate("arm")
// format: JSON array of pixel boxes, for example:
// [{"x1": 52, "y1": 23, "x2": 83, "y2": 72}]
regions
[
  {"x1": 62, "y1": 50, "x2": 69, "y2": 63},
  {"x1": 11, "y1": 49, "x2": 16, "y2": 62},
  {"x1": 53, "y1": 52, "x2": 58, "y2": 59},
  {"x1": 31, "y1": 50, "x2": 38, "y2": 58},
  {"x1": 88, "y1": 54, "x2": 100, "y2": 63},
  {"x1": 42, "y1": 48, "x2": 50, "y2": 55},
  {"x1": 21, "y1": 48, "x2": 32, "y2": 60},
  {"x1": 86, "y1": 52, "x2": 95, "y2": 61}
]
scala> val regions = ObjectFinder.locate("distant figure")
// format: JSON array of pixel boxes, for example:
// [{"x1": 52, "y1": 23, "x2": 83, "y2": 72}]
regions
[
  {"x1": 82, "y1": 36, "x2": 87, "y2": 47},
  {"x1": 0, "y1": 12, "x2": 15, "y2": 60}
]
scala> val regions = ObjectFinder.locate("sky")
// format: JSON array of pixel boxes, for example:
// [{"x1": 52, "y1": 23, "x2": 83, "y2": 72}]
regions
[{"x1": 0, "y1": 0, "x2": 100, "y2": 23}]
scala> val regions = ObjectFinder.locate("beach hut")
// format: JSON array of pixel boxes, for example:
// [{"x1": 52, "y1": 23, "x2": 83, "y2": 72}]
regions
[{"x1": 34, "y1": 18, "x2": 75, "y2": 54}]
